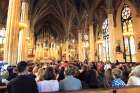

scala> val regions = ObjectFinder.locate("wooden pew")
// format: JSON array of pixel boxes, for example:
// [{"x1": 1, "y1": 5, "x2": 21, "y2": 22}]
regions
[
  {"x1": 114, "y1": 86, "x2": 140, "y2": 93},
  {"x1": 41, "y1": 89, "x2": 112, "y2": 93},
  {"x1": 40, "y1": 87, "x2": 140, "y2": 93},
  {"x1": 0, "y1": 86, "x2": 7, "y2": 93},
  {"x1": 1, "y1": 86, "x2": 140, "y2": 93},
  {"x1": 57, "y1": 89, "x2": 112, "y2": 93}
]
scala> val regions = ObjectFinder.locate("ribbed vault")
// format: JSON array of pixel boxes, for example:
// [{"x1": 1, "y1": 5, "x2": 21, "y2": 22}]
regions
[{"x1": 1, "y1": 0, "x2": 140, "y2": 41}]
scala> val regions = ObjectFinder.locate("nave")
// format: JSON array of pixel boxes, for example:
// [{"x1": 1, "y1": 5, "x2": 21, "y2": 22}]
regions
[{"x1": 0, "y1": 0, "x2": 140, "y2": 93}]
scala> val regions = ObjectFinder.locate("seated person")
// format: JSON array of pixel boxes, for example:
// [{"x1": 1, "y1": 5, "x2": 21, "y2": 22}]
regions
[
  {"x1": 112, "y1": 68, "x2": 125, "y2": 88},
  {"x1": 57, "y1": 67, "x2": 65, "y2": 81},
  {"x1": 1, "y1": 70, "x2": 9, "y2": 84},
  {"x1": 7, "y1": 66, "x2": 18, "y2": 81},
  {"x1": 36, "y1": 68, "x2": 45, "y2": 81},
  {"x1": 28, "y1": 66, "x2": 36, "y2": 79},
  {"x1": 59, "y1": 66, "x2": 82, "y2": 91},
  {"x1": 127, "y1": 65, "x2": 140, "y2": 86},
  {"x1": 7, "y1": 61, "x2": 39, "y2": 93},
  {"x1": 37, "y1": 67, "x2": 59, "y2": 92}
]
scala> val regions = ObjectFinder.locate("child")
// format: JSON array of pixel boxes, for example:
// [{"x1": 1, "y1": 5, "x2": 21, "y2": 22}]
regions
[{"x1": 112, "y1": 68, "x2": 125, "y2": 88}]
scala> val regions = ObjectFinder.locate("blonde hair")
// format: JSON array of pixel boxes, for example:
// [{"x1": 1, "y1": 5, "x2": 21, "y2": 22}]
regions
[
  {"x1": 130, "y1": 65, "x2": 140, "y2": 77},
  {"x1": 112, "y1": 68, "x2": 122, "y2": 78},
  {"x1": 33, "y1": 66, "x2": 39, "y2": 75},
  {"x1": 36, "y1": 68, "x2": 46, "y2": 81}
]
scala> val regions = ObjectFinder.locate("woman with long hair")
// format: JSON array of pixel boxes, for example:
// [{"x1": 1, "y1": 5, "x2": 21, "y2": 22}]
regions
[{"x1": 37, "y1": 67, "x2": 59, "y2": 92}]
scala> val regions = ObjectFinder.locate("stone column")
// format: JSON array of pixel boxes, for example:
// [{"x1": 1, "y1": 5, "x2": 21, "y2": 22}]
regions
[
  {"x1": 106, "y1": 0, "x2": 115, "y2": 62},
  {"x1": 78, "y1": 30, "x2": 83, "y2": 61},
  {"x1": 4, "y1": 0, "x2": 21, "y2": 65},
  {"x1": 65, "y1": 40, "x2": 69, "y2": 61},
  {"x1": 96, "y1": 29, "x2": 103, "y2": 61},
  {"x1": 17, "y1": 0, "x2": 29, "y2": 62},
  {"x1": 108, "y1": 13, "x2": 115, "y2": 62},
  {"x1": 88, "y1": 23, "x2": 95, "y2": 62}
]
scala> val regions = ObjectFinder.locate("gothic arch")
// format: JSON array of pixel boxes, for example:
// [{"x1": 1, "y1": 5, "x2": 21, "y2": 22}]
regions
[{"x1": 116, "y1": 1, "x2": 137, "y2": 27}]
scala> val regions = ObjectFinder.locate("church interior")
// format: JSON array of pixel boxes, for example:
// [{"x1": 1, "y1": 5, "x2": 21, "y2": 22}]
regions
[
  {"x1": 1, "y1": 0, "x2": 140, "y2": 93},
  {"x1": 0, "y1": 0, "x2": 140, "y2": 65}
]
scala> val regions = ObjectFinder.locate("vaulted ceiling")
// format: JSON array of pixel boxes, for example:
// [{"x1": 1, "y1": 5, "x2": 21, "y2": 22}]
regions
[
  {"x1": 1, "y1": 0, "x2": 140, "y2": 41},
  {"x1": 29, "y1": 0, "x2": 121, "y2": 40},
  {"x1": 0, "y1": 0, "x2": 9, "y2": 26}
]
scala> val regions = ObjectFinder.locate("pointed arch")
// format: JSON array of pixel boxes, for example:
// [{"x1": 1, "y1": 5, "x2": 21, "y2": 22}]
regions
[
  {"x1": 102, "y1": 18, "x2": 110, "y2": 61},
  {"x1": 121, "y1": 4, "x2": 136, "y2": 62}
]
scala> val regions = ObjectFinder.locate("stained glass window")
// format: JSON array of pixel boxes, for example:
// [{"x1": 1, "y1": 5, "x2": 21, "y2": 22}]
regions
[
  {"x1": 102, "y1": 19, "x2": 110, "y2": 61},
  {"x1": 122, "y1": 6, "x2": 131, "y2": 19},
  {"x1": 0, "y1": 27, "x2": 6, "y2": 60},
  {"x1": 121, "y1": 4, "x2": 136, "y2": 62}
]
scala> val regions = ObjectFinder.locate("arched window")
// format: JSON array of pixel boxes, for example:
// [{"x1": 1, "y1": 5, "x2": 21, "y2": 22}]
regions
[
  {"x1": 102, "y1": 19, "x2": 110, "y2": 61},
  {"x1": 121, "y1": 4, "x2": 136, "y2": 62},
  {"x1": 0, "y1": 27, "x2": 6, "y2": 60}
]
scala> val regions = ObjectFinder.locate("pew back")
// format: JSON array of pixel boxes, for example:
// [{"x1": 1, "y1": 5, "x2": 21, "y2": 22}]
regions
[{"x1": 1, "y1": 86, "x2": 140, "y2": 93}]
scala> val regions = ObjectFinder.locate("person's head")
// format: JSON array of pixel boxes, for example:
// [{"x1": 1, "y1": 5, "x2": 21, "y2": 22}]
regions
[
  {"x1": 13, "y1": 67, "x2": 18, "y2": 74},
  {"x1": 44, "y1": 67, "x2": 56, "y2": 80},
  {"x1": 36, "y1": 68, "x2": 45, "y2": 81},
  {"x1": 60, "y1": 67, "x2": 65, "y2": 72},
  {"x1": 7, "y1": 66, "x2": 13, "y2": 73},
  {"x1": 129, "y1": 65, "x2": 140, "y2": 77},
  {"x1": 81, "y1": 65, "x2": 88, "y2": 72},
  {"x1": 65, "y1": 66, "x2": 75, "y2": 76},
  {"x1": 32, "y1": 65, "x2": 39, "y2": 75},
  {"x1": 112, "y1": 68, "x2": 122, "y2": 79},
  {"x1": 28, "y1": 66, "x2": 33, "y2": 73},
  {"x1": 17, "y1": 61, "x2": 28, "y2": 75},
  {"x1": 73, "y1": 67, "x2": 80, "y2": 76}
]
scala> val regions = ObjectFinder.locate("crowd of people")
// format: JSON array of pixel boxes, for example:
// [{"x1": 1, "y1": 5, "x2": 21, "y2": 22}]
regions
[{"x1": 0, "y1": 60, "x2": 140, "y2": 93}]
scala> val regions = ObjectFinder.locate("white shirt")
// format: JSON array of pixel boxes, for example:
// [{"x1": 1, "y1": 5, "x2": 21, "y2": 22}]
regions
[
  {"x1": 2, "y1": 79, "x2": 9, "y2": 84},
  {"x1": 127, "y1": 76, "x2": 140, "y2": 86},
  {"x1": 37, "y1": 80, "x2": 59, "y2": 92},
  {"x1": 104, "y1": 64, "x2": 111, "y2": 71}
]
